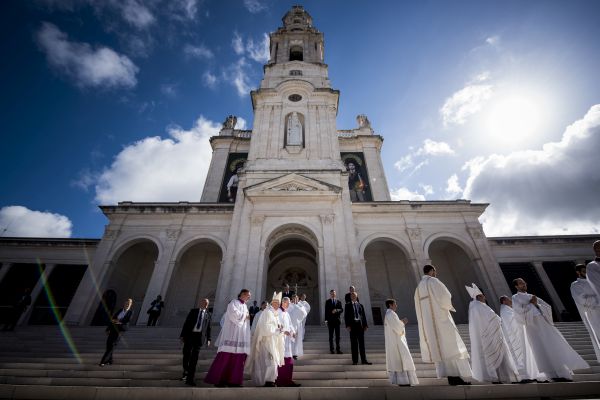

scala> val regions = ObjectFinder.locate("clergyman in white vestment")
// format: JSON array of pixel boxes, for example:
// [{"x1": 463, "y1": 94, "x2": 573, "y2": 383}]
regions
[
  {"x1": 384, "y1": 299, "x2": 419, "y2": 386},
  {"x1": 585, "y1": 240, "x2": 600, "y2": 298},
  {"x1": 414, "y1": 264, "x2": 472, "y2": 385},
  {"x1": 245, "y1": 292, "x2": 285, "y2": 387},
  {"x1": 289, "y1": 295, "x2": 308, "y2": 358},
  {"x1": 571, "y1": 264, "x2": 600, "y2": 362},
  {"x1": 512, "y1": 278, "x2": 589, "y2": 381},
  {"x1": 499, "y1": 296, "x2": 545, "y2": 382},
  {"x1": 466, "y1": 284, "x2": 519, "y2": 384}
]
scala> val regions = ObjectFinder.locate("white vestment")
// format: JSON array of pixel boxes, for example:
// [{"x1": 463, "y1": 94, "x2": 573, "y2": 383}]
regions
[
  {"x1": 512, "y1": 292, "x2": 589, "y2": 379},
  {"x1": 468, "y1": 301, "x2": 519, "y2": 383},
  {"x1": 571, "y1": 278, "x2": 600, "y2": 362},
  {"x1": 288, "y1": 303, "x2": 308, "y2": 357},
  {"x1": 214, "y1": 299, "x2": 251, "y2": 354},
  {"x1": 298, "y1": 300, "x2": 311, "y2": 337},
  {"x1": 278, "y1": 307, "x2": 296, "y2": 358},
  {"x1": 251, "y1": 310, "x2": 263, "y2": 335},
  {"x1": 414, "y1": 275, "x2": 472, "y2": 379},
  {"x1": 384, "y1": 309, "x2": 419, "y2": 385},
  {"x1": 587, "y1": 260, "x2": 600, "y2": 298},
  {"x1": 245, "y1": 306, "x2": 285, "y2": 385},
  {"x1": 500, "y1": 304, "x2": 544, "y2": 381}
]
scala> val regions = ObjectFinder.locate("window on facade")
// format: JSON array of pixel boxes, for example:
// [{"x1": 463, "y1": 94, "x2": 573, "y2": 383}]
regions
[
  {"x1": 289, "y1": 46, "x2": 303, "y2": 61},
  {"x1": 290, "y1": 70, "x2": 302, "y2": 76}
]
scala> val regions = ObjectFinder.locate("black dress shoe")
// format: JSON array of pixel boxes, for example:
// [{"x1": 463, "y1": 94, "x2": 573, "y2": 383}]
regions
[
  {"x1": 185, "y1": 380, "x2": 196, "y2": 386},
  {"x1": 287, "y1": 381, "x2": 301, "y2": 387},
  {"x1": 264, "y1": 382, "x2": 276, "y2": 387},
  {"x1": 336, "y1": 350, "x2": 343, "y2": 354},
  {"x1": 293, "y1": 355, "x2": 298, "y2": 360},
  {"x1": 214, "y1": 384, "x2": 226, "y2": 387},
  {"x1": 352, "y1": 362, "x2": 358, "y2": 365},
  {"x1": 551, "y1": 377, "x2": 573, "y2": 382},
  {"x1": 227, "y1": 384, "x2": 242, "y2": 387},
  {"x1": 361, "y1": 361, "x2": 372, "y2": 365},
  {"x1": 398, "y1": 384, "x2": 411, "y2": 387},
  {"x1": 330, "y1": 350, "x2": 335, "y2": 354}
]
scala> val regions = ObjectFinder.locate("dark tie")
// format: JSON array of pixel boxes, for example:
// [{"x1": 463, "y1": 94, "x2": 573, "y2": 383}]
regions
[
  {"x1": 196, "y1": 310, "x2": 204, "y2": 330},
  {"x1": 354, "y1": 303, "x2": 359, "y2": 319}
]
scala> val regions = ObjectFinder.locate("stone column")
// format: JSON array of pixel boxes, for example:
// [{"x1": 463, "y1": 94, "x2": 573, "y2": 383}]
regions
[
  {"x1": 0, "y1": 262, "x2": 13, "y2": 286},
  {"x1": 532, "y1": 261, "x2": 567, "y2": 320},
  {"x1": 200, "y1": 141, "x2": 232, "y2": 202},
  {"x1": 362, "y1": 141, "x2": 390, "y2": 201},
  {"x1": 406, "y1": 227, "x2": 427, "y2": 282},
  {"x1": 19, "y1": 263, "x2": 56, "y2": 326}
]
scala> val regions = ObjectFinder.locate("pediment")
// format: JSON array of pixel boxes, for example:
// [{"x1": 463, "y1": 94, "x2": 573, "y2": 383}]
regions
[{"x1": 244, "y1": 173, "x2": 341, "y2": 197}]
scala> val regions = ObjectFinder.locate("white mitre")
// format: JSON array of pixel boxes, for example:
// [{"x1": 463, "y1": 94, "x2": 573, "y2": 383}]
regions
[
  {"x1": 465, "y1": 283, "x2": 483, "y2": 300},
  {"x1": 272, "y1": 291, "x2": 282, "y2": 303}
]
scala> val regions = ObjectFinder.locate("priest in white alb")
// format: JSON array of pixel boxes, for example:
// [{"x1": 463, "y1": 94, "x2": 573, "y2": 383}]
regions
[
  {"x1": 571, "y1": 264, "x2": 600, "y2": 362},
  {"x1": 586, "y1": 240, "x2": 600, "y2": 298},
  {"x1": 512, "y1": 278, "x2": 589, "y2": 381},
  {"x1": 275, "y1": 297, "x2": 301, "y2": 387},
  {"x1": 414, "y1": 264, "x2": 472, "y2": 385},
  {"x1": 289, "y1": 295, "x2": 308, "y2": 359},
  {"x1": 499, "y1": 296, "x2": 544, "y2": 383},
  {"x1": 466, "y1": 284, "x2": 519, "y2": 384},
  {"x1": 245, "y1": 292, "x2": 285, "y2": 387},
  {"x1": 298, "y1": 293, "x2": 311, "y2": 341},
  {"x1": 384, "y1": 298, "x2": 418, "y2": 386}
]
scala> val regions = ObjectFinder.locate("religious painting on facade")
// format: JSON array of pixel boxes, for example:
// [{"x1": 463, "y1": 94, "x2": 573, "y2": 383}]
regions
[
  {"x1": 340, "y1": 152, "x2": 372, "y2": 202},
  {"x1": 284, "y1": 111, "x2": 305, "y2": 147},
  {"x1": 218, "y1": 153, "x2": 248, "y2": 203}
]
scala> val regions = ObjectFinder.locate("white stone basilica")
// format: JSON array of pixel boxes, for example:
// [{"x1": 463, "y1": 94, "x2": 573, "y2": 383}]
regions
[{"x1": 0, "y1": 6, "x2": 596, "y2": 329}]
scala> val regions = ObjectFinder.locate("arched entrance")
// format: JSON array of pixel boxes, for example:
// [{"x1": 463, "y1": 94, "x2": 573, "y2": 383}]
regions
[
  {"x1": 364, "y1": 240, "x2": 417, "y2": 325},
  {"x1": 266, "y1": 235, "x2": 320, "y2": 325},
  {"x1": 162, "y1": 241, "x2": 223, "y2": 327},
  {"x1": 101, "y1": 240, "x2": 159, "y2": 325},
  {"x1": 428, "y1": 239, "x2": 482, "y2": 324}
]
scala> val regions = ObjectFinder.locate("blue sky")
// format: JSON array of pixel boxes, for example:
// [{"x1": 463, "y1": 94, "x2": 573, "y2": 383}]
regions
[{"x1": 1, "y1": 0, "x2": 599, "y2": 239}]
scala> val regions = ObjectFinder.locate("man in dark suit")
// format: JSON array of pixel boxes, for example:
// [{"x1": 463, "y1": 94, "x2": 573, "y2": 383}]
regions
[
  {"x1": 99, "y1": 298, "x2": 133, "y2": 366},
  {"x1": 344, "y1": 292, "x2": 371, "y2": 365},
  {"x1": 344, "y1": 285, "x2": 359, "y2": 304},
  {"x1": 324, "y1": 289, "x2": 344, "y2": 354},
  {"x1": 248, "y1": 300, "x2": 260, "y2": 326},
  {"x1": 282, "y1": 284, "x2": 295, "y2": 299},
  {"x1": 180, "y1": 298, "x2": 212, "y2": 386}
]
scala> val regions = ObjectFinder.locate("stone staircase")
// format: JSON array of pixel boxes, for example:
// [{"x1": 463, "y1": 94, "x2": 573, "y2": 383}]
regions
[{"x1": 0, "y1": 321, "x2": 598, "y2": 399}]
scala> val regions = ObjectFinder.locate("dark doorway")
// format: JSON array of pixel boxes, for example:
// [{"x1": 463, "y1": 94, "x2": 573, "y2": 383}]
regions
[
  {"x1": 0, "y1": 264, "x2": 43, "y2": 324},
  {"x1": 542, "y1": 261, "x2": 580, "y2": 321}
]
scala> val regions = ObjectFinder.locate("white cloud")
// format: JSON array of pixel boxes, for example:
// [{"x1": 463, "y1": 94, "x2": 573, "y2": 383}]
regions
[
  {"x1": 463, "y1": 104, "x2": 600, "y2": 236},
  {"x1": 121, "y1": 0, "x2": 155, "y2": 29},
  {"x1": 440, "y1": 83, "x2": 493, "y2": 127},
  {"x1": 419, "y1": 184, "x2": 434, "y2": 195},
  {"x1": 445, "y1": 174, "x2": 463, "y2": 196},
  {"x1": 37, "y1": 22, "x2": 138, "y2": 89},
  {"x1": 232, "y1": 32, "x2": 245, "y2": 55},
  {"x1": 0, "y1": 206, "x2": 72, "y2": 238},
  {"x1": 202, "y1": 71, "x2": 218, "y2": 88},
  {"x1": 224, "y1": 58, "x2": 254, "y2": 97},
  {"x1": 394, "y1": 155, "x2": 413, "y2": 173},
  {"x1": 184, "y1": 44, "x2": 214, "y2": 59},
  {"x1": 243, "y1": 0, "x2": 267, "y2": 13},
  {"x1": 160, "y1": 83, "x2": 178, "y2": 98},
  {"x1": 94, "y1": 116, "x2": 221, "y2": 204},
  {"x1": 390, "y1": 187, "x2": 426, "y2": 201},
  {"x1": 416, "y1": 139, "x2": 455, "y2": 156},
  {"x1": 175, "y1": 0, "x2": 200, "y2": 19},
  {"x1": 246, "y1": 33, "x2": 270, "y2": 63},
  {"x1": 485, "y1": 35, "x2": 500, "y2": 46}
]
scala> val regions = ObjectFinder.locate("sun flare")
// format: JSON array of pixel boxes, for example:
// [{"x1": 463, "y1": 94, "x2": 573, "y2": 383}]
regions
[{"x1": 485, "y1": 94, "x2": 543, "y2": 145}]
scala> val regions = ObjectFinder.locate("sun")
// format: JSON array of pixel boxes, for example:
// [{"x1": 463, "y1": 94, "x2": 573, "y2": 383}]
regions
[{"x1": 485, "y1": 94, "x2": 543, "y2": 146}]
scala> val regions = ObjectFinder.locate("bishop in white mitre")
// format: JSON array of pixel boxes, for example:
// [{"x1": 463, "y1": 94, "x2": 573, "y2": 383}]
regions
[
  {"x1": 414, "y1": 265, "x2": 472, "y2": 385},
  {"x1": 586, "y1": 240, "x2": 600, "y2": 298},
  {"x1": 466, "y1": 284, "x2": 519, "y2": 384},
  {"x1": 245, "y1": 292, "x2": 285, "y2": 387},
  {"x1": 384, "y1": 299, "x2": 418, "y2": 386},
  {"x1": 512, "y1": 278, "x2": 589, "y2": 381},
  {"x1": 499, "y1": 296, "x2": 545, "y2": 382},
  {"x1": 571, "y1": 264, "x2": 600, "y2": 362},
  {"x1": 288, "y1": 295, "x2": 308, "y2": 358}
]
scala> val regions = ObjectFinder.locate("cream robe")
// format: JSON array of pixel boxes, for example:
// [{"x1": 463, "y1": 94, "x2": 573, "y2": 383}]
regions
[
  {"x1": 587, "y1": 260, "x2": 600, "y2": 298},
  {"x1": 245, "y1": 306, "x2": 285, "y2": 385},
  {"x1": 414, "y1": 275, "x2": 471, "y2": 378},
  {"x1": 571, "y1": 278, "x2": 600, "y2": 362},
  {"x1": 214, "y1": 299, "x2": 251, "y2": 354},
  {"x1": 512, "y1": 292, "x2": 589, "y2": 379},
  {"x1": 468, "y1": 300, "x2": 519, "y2": 383},
  {"x1": 384, "y1": 309, "x2": 419, "y2": 385},
  {"x1": 278, "y1": 308, "x2": 295, "y2": 358},
  {"x1": 298, "y1": 300, "x2": 311, "y2": 337},
  {"x1": 289, "y1": 303, "x2": 308, "y2": 356},
  {"x1": 500, "y1": 304, "x2": 544, "y2": 381}
]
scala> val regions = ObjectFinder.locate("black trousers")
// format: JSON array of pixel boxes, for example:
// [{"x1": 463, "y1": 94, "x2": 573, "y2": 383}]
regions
[
  {"x1": 327, "y1": 321, "x2": 341, "y2": 351},
  {"x1": 147, "y1": 311, "x2": 160, "y2": 326},
  {"x1": 100, "y1": 329, "x2": 120, "y2": 364},
  {"x1": 349, "y1": 321, "x2": 367, "y2": 363},
  {"x1": 182, "y1": 333, "x2": 204, "y2": 382}
]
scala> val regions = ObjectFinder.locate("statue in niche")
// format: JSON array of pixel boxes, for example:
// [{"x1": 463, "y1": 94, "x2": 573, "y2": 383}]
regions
[
  {"x1": 346, "y1": 161, "x2": 367, "y2": 202},
  {"x1": 223, "y1": 115, "x2": 237, "y2": 129},
  {"x1": 286, "y1": 112, "x2": 303, "y2": 145},
  {"x1": 356, "y1": 114, "x2": 371, "y2": 129}
]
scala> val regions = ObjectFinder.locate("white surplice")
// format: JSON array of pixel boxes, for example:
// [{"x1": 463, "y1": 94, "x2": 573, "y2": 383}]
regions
[
  {"x1": 468, "y1": 300, "x2": 519, "y2": 383},
  {"x1": 384, "y1": 309, "x2": 419, "y2": 385},
  {"x1": 288, "y1": 303, "x2": 308, "y2": 357},
  {"x1": 245, "y1": 306, "x2": 285, "y2": 386},
  {"x1": 214, "y1": 299, "x2": 251, "y2": 354},
  {"x1": 571, "y1": 277, "x2": 600, "y2": 362},
  {"x1": 512, "y1": 292, "x2": 589, "y2": 379},
  {"x1": 500, "y1": 304, "x2": 544, "y2": 381},
  {"x1": 278, "y1": 307, "x2": 295, "y2": 358},
  {"x1": 414, "y1": 275, "x2": 472, "y2": 379},
  {"x1": 251, "y1": 310, "x2": 263, "y2": 335},
  {"x1": 298, "y1": 300, "x2": 311, "y2": 337},
  {"x1": 587, "y1": 260, "x2": 600, "y2": 298}
]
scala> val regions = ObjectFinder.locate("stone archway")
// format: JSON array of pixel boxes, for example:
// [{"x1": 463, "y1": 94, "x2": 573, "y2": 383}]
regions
[
  {"x1": 364, "y1": 240, "x2": 416, "y2": 325},
  {"x1": 162, "y1": 241, "x2": 223, "y2": 327},
  {"x1": 266, "y1": 237, "x2": 320, "y2": 325},
  {"x1": 428, "y1": 239, "x2": 482, "y2": 324},
  {"x1": 102, "y1": 240, "x2": 159, "y2": 325}
]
